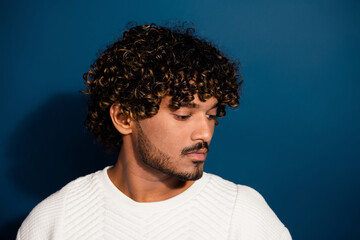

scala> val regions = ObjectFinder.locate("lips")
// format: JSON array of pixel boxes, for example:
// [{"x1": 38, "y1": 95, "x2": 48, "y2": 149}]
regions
[{"x1": 185, "y1": 148, "x2": 208, "y2": 161}]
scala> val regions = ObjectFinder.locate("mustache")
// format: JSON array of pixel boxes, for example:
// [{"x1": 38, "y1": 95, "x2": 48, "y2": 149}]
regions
[{"x1": 181, "y1": 142, "x2": 209, "y2": 155}]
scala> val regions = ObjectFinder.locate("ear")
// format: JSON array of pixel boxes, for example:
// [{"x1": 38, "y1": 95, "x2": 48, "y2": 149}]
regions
[{"x1": 110, "y1": 103, "x2": 134, "y2": 135}]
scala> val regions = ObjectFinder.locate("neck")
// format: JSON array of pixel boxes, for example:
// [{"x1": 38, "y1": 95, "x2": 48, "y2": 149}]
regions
[{"x1": 107, "y1": 138, "x2": 195, "y2": 202}]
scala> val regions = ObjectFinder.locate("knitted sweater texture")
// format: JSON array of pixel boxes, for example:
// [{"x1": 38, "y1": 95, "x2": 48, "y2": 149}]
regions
[{"x1": 17, "y1": 167, "x2": 291, "y2": 240}]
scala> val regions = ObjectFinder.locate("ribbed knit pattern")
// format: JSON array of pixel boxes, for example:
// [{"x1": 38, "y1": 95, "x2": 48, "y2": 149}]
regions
[{"x1": 17, "y1": 167, "x2": 292, "y2": 240}]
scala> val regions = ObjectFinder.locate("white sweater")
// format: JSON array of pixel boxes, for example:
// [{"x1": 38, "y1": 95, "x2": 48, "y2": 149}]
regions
[{"x1": 17, "y1": 167, "x2": 291, "y2": 239}]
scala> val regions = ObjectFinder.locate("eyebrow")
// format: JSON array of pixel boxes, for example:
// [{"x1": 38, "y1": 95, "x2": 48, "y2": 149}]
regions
[
  {"x1": 169, "y1": 102, "x2": 218, "y2": 110},
  {"x1": 180, "y1": 102, "x2": 199, "y2": 108}
]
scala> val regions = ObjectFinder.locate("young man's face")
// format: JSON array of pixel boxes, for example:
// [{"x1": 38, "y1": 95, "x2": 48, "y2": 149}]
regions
[{"x1": 132, "y1": 94, "x2": 218, "y2": 181}]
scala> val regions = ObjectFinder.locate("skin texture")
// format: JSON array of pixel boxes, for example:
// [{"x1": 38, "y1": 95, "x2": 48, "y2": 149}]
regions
[{"x1": 108, "y1": 94, "x2": 218, "y2": 202}]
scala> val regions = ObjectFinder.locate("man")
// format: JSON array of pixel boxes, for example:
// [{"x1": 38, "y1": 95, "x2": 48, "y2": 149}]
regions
[{"x1": 17, "y1": 24, "x2": 291, "y2": 239}]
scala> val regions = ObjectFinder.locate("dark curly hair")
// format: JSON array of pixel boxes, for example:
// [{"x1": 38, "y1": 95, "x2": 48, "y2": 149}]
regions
[{"x1": 83, "y1": 23, "x2": 242, "y2": 148}]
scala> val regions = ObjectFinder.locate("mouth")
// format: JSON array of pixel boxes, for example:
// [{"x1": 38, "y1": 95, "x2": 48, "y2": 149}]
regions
[{"x1": 185, "y1": 148, "x2": 208, "y2": 161}]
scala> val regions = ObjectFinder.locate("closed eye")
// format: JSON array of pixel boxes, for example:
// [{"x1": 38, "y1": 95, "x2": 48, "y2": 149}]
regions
[
  {"x1": 174, "y1": 115, "x2": 191, "y2": 120},
  {"x1": 206, "y1": 114, "x2": 217, "y2": 120},
  {"x1": 206, "y1": 115, "x2": 219, "y2": 126}
]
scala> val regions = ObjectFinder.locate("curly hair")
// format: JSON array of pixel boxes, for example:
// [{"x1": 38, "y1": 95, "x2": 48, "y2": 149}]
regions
[{"x1": 83, "y1": 23, "x2": 242, "y2": 148}]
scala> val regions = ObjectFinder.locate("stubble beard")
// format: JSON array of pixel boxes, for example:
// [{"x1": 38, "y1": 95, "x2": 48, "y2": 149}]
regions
[{"x1": 135, "y1": 123, "x2": 203, "y2": 182}]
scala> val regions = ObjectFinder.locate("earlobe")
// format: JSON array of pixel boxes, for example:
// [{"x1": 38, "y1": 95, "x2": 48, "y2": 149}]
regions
[{"x1": 110, "y1": 103, "x2": 133, "y2": 135}]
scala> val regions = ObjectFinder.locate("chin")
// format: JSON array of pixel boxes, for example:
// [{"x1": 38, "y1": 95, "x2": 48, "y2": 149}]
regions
[{"x1": 172, "y1": 167, "x2": 204, "y2": 182}]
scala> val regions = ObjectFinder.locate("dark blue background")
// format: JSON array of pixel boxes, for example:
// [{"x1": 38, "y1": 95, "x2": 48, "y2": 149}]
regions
[{"x1": 1, "y1": 0, "x2": 359, "y2": 239}]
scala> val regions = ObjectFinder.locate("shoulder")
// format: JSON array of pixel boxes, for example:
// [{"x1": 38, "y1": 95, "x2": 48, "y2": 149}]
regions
[
  {"x1": 204, "y1": 173, "x2": 238, "y2": 192},
  {"x1": 201, "y1": 173, "x2": 238, "y2": 208},
  {"x1": 235, "y1": 185, "x2": 270, "y2": 210},
  {"x1": 16, "y1": 170, "x2": 103, "y2": 240},
  {"x1": 201, "y1": 174, "x2": 291, "y2": 239},
  {"x1": 229, "y1": 184, "x2": 292, "y2": 240}
]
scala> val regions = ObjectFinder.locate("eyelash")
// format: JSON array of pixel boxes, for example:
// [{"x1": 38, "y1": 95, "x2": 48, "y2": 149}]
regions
[
  {"x1": 174, "y1": 115, "x2": 191, "y2": 120},
  {"x1": 174, "y1": 114, "x2": 219, "y2": 122},
  {"x1": 207, "y1": 115, "x2": 218, "y2": 120}
]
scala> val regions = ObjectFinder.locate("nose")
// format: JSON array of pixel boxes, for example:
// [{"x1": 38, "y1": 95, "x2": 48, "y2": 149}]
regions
[{"x1": 190, "y1": 115, "x2": 214, "y2": 143}]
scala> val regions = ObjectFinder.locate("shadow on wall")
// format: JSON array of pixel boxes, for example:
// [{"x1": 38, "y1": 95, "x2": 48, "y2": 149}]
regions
[
  {"x1": 6, "y1": 93, "x2": 117, "y2": 196},
  {"x1": 1, "y1": 93, "x2": 117, "y2": 239}
]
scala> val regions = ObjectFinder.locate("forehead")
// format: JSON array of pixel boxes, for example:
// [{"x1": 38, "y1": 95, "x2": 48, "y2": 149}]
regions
[{"x1": 160, "y1": 95, "x2": 218, "y2": 110}]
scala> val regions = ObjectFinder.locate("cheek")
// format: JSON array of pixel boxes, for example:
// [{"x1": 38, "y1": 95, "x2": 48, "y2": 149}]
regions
[{"x1": 140, "y1": 117, "x2": 185, "y2": 152}]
